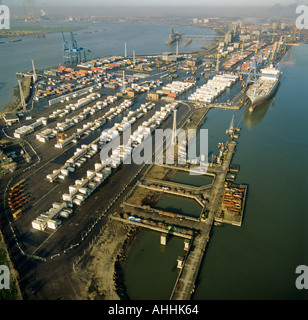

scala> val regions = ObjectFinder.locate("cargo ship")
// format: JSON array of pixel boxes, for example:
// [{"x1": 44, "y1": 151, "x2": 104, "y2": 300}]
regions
[{"x1": 246, "y1": 65, "x2": 281, "y2": 113}]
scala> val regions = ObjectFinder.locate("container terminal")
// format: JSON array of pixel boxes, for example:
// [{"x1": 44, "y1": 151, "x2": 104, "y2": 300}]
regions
[{"x1": 0, "y1": 30, "x2": 295, "y2": 299}]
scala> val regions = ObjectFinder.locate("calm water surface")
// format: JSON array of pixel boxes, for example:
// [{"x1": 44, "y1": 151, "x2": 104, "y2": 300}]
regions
[
  {"x1": 154, "y1": 194, "x2": 203, "y2": 218},
  {"x1": 124, "y1": 230, "x2": 185, "y2": 300},
  {"x1": 124, "y1": 44, "x2": 308, "y2": 300},
  {"x1": 170, "y1": 171, "x2": 213, "y2": 187}
]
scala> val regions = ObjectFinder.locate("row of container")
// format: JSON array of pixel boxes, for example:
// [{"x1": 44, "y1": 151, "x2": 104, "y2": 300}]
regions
[
  {"x1": 47, "y1": 100, "x2": 175, "y2": 183},
  {"x1": 33, "y1": 161, "x2": 114, "y2": 230},
  {"x1": 188, "y1": 73, "x2": 239, "y2": 103},
  {"x1": 35, "y1": 80, "x2": 81, "y2": 100},
  {"x1": 98, "y1": 102, "x2": 155, "y2": 160},
  {"x1": 159, "y1": 80, "x2": 195, "y2": 98},
  {"x1": 46, "y1": 99, "x2": 137, "y2": 182},
  {"x1": 55, "y1": 96, "x2": 120, "y2": 148},
  {"x1": 40, "y1": 64, "x2": 102, "y2": 101},
  {"x1": 55, "y1": 93, "x2": 100, "y2": 132},
  {"x1": 34, "y1": 102, "x2": 178, "y2": 230},
  {"x1": 87, "y1": 102, "x2": 177, "y2": 170},
  {"x1": 32, "y1": 201, "x2": 72, "y2": 231},
  {"x1": 49, "y1": 92, "x2": 100, "y2": 120},
  {"x1": 101, "y1": 102, "x2": 179, "y2": 168},
  {"x1": 221, "y1": 185, "x2": 245, "y2": 215},
  {"x1": 14, "y1": 117, "x2": 48, "y2": 139},
  {"x1": 36, "y1": 93, "x2": 101, "y2": 143},
  {"x1": 237, "y1": 44, "x2": 274, "y2": 72},
  {"x1": 48, "y1": 85, "x2": 98, "y2": 106},
  {"x1": 130, "y1": 79, "x2": 163, "y2": 93}
]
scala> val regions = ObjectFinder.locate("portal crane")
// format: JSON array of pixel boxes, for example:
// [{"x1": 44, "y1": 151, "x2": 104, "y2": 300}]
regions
[
  {"x1": 70, "y1": 32, "x2": 89, "y2": 63},
  {"x1": 244, "y1": 53, "x2": 263, "y2": 86},
  {"x1": 62, "y1": 32, "x2": 71, "y2": 64},
  {"x1": 70, "y1": 32, "x2": 79, "y2": 63}
]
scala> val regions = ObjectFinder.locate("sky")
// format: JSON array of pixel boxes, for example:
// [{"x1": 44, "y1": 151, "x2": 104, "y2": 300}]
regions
[
  {"x1": 2, "y1": 0, "x2": 304, "y2": 7},
  {"x1": 4, "y1": 0, "x2": 307, "y2": 19}
]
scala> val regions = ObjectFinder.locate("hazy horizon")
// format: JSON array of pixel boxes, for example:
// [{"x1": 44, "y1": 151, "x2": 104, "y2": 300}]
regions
[
  {"x1": 3, "y1": 0, "x2": 308, "y2": 7},
  {"x1": 4, "y1": 0, "x2": 308, "y2": 18}
]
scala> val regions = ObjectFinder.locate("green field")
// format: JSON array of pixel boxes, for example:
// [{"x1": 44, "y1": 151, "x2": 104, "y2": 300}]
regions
[{"x1": 0, "y1": 25, "x2": 88, "y2": 35}]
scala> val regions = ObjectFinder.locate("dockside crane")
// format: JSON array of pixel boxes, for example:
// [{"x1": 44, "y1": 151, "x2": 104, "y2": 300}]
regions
[
  {"x1": 242, "y1": 53, "x2": 263, "y2": 87},
  {"x1": 70, "y1": 32, "x2": 89, "y2": 63},
  {"x1": 62, "y1": 32, "x2": 90, "y2": 64},
  {"x1": 62, "y1": 32, "x2": 71, "y2": 64},
  {"x1": 70, "y1": 32, "x2": 79, "y2": 63}
]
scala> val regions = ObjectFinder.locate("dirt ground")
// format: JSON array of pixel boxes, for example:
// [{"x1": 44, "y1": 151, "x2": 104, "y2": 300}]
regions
[
  {"x1": 184, "y1": 108, "x2": 208, "y2": 131},
  {"x1": 145, "y1": 165, "x2": 171, "y2": 180},
  {"x1": 73, "y1": 218, "x2": 136, "y2": 300},
  {"x1": 125, "y1": 185, "x2": 161, "y2": 208}
]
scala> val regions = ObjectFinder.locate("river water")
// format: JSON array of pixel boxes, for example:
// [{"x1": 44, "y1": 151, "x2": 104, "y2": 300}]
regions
[
  {"x1": 123, "y1": 44, "x2": 308, "y2": 300},
  {"x1": 0, "y1": 21, "x2": 214, "y2": 110},
  {"x1": 154, "y1": 194, "x2": 202, "y2": 218}
]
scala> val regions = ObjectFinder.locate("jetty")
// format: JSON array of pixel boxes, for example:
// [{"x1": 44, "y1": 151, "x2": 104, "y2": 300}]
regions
[
  {"x1": 170, "y1": 140, "x2": 237, "y2": 299},
  {"x1": 118, "y1": 137, "x2": 246, "y2": 300}
]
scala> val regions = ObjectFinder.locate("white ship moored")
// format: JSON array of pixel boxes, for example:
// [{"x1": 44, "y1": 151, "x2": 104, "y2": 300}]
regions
[{"x1": 246, "y1": 65, "x2": 281, "y2": 112}]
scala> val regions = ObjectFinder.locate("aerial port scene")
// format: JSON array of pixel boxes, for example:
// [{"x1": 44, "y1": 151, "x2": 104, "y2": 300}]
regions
[{"x1": 0, "y1": 0, "x2": 307, "y2": 308}]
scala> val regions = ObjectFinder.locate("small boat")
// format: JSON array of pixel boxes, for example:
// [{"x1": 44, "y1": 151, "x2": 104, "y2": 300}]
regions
[{"x1": 9, "y1": 39, "x2": 22, "y2": 42}]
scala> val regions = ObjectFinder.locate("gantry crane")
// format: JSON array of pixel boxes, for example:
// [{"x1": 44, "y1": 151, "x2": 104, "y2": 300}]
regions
[
  {"x1": 62, "y1": 32, "x2": 90, "y2": 64},
  {"x1": 62, "y1": 32, "x2": 72, "y2": 64}
]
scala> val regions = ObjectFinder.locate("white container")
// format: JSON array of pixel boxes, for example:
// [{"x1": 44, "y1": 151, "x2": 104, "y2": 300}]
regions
[
  {"x1": 94, "y1": 163, "x2": 103, "y2": 171},
  {"x1": 96, "y1": 172, "x2": 104, "y2": 178},
  {"x1": 62, "y1": 193, "x2": 72, "y2": 202},
  {"x1": 32, "y1": 219, "x2": 47, "y2": 231},
  {"x1": 76, "y1": 194, "x2": 85, "y2": 201},
  {"x1": 61, "y1": 169, "x2": 69, "y2": 176},
  {"x1": 88, "y1": 182, "x2": 97, "y2": 190},
  {"x1": 73, "y1": 198, "x2": 82, "y2": 206},
  {"x1": 79, "y1": 188, "x2": 89, "y2": 195},
  {"x1": 69, "y1": 185, "x2": 77, "y2": 194},
  {"x1": 60, "y1": 211, "x2": 70, "y2": 218},
  {"x1": 47, "y1": 219, "x2": 61, "y2": 230}
]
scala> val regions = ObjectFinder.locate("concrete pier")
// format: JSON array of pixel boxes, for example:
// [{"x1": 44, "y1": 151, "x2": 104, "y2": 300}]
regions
[
  {"x1": 177, "y1": 256, "x2": 184, "y2": 269},
  {"x1": 184, "y1": 239, "x2": 190, "y2": 251},
  {"x1": 161, "y1": 233, "x2": 167, "y2": 245},
  {"x1": 117, "y1": 138, "x2": 247, "y2": 300},
  {"x1": 170, "y1": 140, "x2": 238, "y2": 300}
]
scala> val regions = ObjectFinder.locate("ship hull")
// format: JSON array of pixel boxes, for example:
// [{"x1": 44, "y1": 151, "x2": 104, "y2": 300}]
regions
[{"x1": 248, "y1": 80, "x2": 280, "y2": 113}]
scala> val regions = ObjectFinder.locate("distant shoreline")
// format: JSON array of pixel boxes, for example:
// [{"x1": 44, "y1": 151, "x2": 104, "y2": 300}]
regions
[{"x1": 0, "y1": 25, "x2": 88, "y2": 38}]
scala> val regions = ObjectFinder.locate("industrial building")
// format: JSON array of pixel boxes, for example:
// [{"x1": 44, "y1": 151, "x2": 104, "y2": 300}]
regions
[{"x1": 3, "y1": 113, "x2": 20, "y2": 126}]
